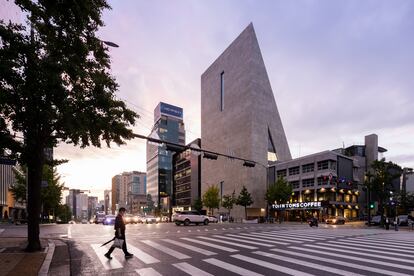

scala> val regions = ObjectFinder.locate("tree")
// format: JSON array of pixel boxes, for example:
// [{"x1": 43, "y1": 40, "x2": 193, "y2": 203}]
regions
[
  {"x1": 0, "y1": 1, "x2": 138, "y2": 251},
  {"x1": 222, "y1": 190, "x2": 236, "y2": 218},
  {"x1": 236, "y1": 186, "x2": 253, "y2": 219},
  {"x1": 146, "y1": 194, "x2": 155, "y2": 214},
  {"x1": 193, "y1": 198, "x2": 203, "y2": 212},
  {"x1": 55, "y1": 204, "x2": 72, "y2": 223},
  {"x1": 202, "y1": 185, "x2": 220, "y2": 215},
  {"x1": 369, "y1": 159, "x2": 402, "y2": 217},
  {"x1": 265, "y1": 177, "x2": 292, "y2": 222}
]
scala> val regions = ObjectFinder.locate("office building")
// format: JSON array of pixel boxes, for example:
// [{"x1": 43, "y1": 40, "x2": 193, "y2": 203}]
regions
[
  {"x1": 0, "y1": 158, "x2": 17, "y2": 220},
  {"x1": 173, "y1": 138, "x2": 201, "y2": 210},
  {"x1": 104, "y1": 189, "x2": 111, "y2": 214},
  {"x1": 112, "y1": 171, "x2": 146, "y2": 213},
  {"x1": 75, "y1": 193, "x2": 88, "y2": 220},
  {"x1": 201, "y1": 23, "x2": 291, "y2": 218},
  {"x1": 147, "y1": 102, "x2": 185, "y2": 212}
]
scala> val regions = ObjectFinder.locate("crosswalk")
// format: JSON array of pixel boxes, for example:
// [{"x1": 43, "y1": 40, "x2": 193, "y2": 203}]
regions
[
  {"x1": 0, "y1": 228, "x2": 4, "y2": 235},
  {"x1": 86, "y1": 228, "x2": 414, "y2": 275}
]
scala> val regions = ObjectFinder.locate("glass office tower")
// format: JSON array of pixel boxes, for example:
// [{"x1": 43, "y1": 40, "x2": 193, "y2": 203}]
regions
[{"x1": 146, "y1": 102, "x2": 185, "y2": 213}]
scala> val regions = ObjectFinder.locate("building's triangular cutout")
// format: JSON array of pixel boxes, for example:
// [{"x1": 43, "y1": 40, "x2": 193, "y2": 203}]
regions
[{"x1": 268, "y1": 127, "x2": 278, "y2": 164}]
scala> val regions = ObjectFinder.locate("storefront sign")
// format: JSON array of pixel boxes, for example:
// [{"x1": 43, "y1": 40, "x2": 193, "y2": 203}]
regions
[{"x1": 272, "y1": 201, "x2": 322, "y2": 210}]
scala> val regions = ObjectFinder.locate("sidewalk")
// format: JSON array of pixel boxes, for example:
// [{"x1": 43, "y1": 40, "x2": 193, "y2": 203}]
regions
[{"x1": 0, "y1": 237, "x2": 70, "y2": 276}]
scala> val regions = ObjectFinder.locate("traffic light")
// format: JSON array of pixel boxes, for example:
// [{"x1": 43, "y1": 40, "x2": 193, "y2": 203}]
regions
[
  {"x1": 369, "y1": 202, "x2": 374, "y2": 209},
  {"x1": 203, "y1": 152, "x2": 218, "y2": 160}
]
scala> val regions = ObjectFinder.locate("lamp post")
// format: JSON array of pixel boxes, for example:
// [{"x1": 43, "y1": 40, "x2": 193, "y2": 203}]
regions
[{"x1": 364, "y1": 172, "x2": 373, "y2": 226}]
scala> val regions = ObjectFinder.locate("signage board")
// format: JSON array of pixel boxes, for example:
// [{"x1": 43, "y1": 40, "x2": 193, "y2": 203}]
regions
[
  {"x1": 272, "y1": 201, "x2": 322, "y2": 210},
  {"x1": 154, "y1": 102, "x2": 183, "y2": 122}
]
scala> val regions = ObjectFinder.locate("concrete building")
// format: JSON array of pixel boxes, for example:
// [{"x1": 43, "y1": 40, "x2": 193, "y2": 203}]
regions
[
  {"x1": 75, "y1": 193, "x2": 88, "y2": 220},
  {"x1": 127, "y1": 194, "x2": 148, "y2": 215},
  {"x1": 0, "y1": 158, "x2": 19, "y2": 220},
  {"x1": 269, "y1": 151, "x2": 360, "y2": 221},
  {"x1": 104, "y1": 189, "x2": 111, "y2": 214},
  {"x1": 401, "y1": 168, "x2": 414, "y2": 193},
  {"x1": 173, "y1": 138, "x2": 201, "y2": 210},
  {"x1": 112, "y1": 171, "x2": 147, "y2": 214},
  {"x1": 87, "y1": 196, "x2": 98, "y2": 220},
  {"x1": 201, "y1": 23, "x2": 291, "y2": 218},
  {"x1": 147, "y1": 102, "x2": 185, "y2": 213}
]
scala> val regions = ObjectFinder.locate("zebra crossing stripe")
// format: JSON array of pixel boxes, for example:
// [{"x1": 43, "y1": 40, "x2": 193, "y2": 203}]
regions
[
  {"x1": 212, "y1": 235, "x2": 273, "y2": 247},
  {"x1": 203, "y1": 258, "x2": 264, "y2": 276},
  {"x1": 326, "y1": 240, "x2": 414, "y2": 256},
  {"x1": 358, "y1": 235, "x2": 414, "y2": 242},
  {"x1": 180, "y1": 238, "x2": 238, "y2": 252},
  {"x1": 238, "y1": 233, "x2": 302, "y2": 245},
  {"x1": 349, "y1": 237, "x2": 414, "y2": 247},
  {"x1": 141, "y1": 240, "x2": 190, "y2": 260},
  {"x1": 197, "y1": 236, "x2": 257, "y2": 249},
  {"x1": 162, "y1": 239, "x2": 216, "y2": 256},
  {"x1": 282, "y1": 247, "x2": 411, "y2": 276},
  {"x1": 311, "y1": 243, "x2": 414, "y2": 264},
  {"x1": 127, "y1": 244, "x2": 160, "y2": 264},
  {"x1": 342, "y1": 238, "x2": 414, "y2": 251},
  {"x1": 299, "y1": 245, "x2": 414, "y2": 271},
  {"x1": 135, "y1": 267, "x2": 162, "y2": 276},
  {"x1": 247, "y1": 232, "x2": 310, "y2": 242},
  {"x1": 0, "y1": 229, "x2": 4, "y2": 235},
  {"x1": 231, "y1": 254, "x2": 315, "y2": 276},
  {"x1": 90, "y1": 244, "x2": 123, "y2": 270},
  {"x1": 253, "y1": 251, "x2": 365, "y2": 276},
  {"x1": 173, "y1": 262, "x2": 214, "y2": 276},
  {"x1": 261, "y1": 232, "x2": 323, "y2": 241},
  {"x1": 225, "y1": 234, "x2": 289, "y2": 245}
]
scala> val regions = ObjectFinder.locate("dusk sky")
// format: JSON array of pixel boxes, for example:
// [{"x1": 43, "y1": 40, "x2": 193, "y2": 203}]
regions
[{"x1": 52, "y1": 0, "x2": 414, "y2": 200}]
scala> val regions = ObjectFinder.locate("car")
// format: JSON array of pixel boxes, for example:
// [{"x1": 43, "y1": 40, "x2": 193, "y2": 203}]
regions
[
  {"x1": 124, "y1": 214, "x2": 136, "y2": 224},
  {"x1": 370, "y1": 215, "x2": 382, "y2": 225},
  {"x1": 397, "y1": 215, "x2": 409, "y2": 226},
  {"x1": 103, "y1": 215, "x2": 116, "y2": 225},
  {"x1": 81, "y1": 219, "x2": 88, "y2": 224},
  {"x1": 160, "y1": 216, "x2": 169, "y2": 222},
  {"x1": 68, "y1": 220, "x2": 76, "y2": 224},
  {"x1": 208, "y1": 216, "x2": 218, "y2": 223},
  {"x1": 144, "y1": 215, "x2": 159, "y2": 224},
  {"x1": 172, "y1": 211, "x2": 210, "y2": 226},
  {"x1": 325, "y1": 216, "x2": 345, "y2": 225}
]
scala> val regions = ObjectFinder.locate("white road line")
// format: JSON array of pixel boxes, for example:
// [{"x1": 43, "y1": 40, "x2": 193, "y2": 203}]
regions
[
  {"x1": 197, "y1": 236, "x2": 257, "y2": 249},
  {"x1": 311, "y1": 243, "x2": 414, "y2": 264},
  {"x1": 284, "y1": 247, "x2": 411, "y2": 276},
  {"x1": 141, "y1": 240, "x2": 190, "y2": 260},
  {"x1": 341, "y1": 239, "x2": 414, "y2": 253},
  {"x1": 348, "y1": 237, "x2": 414, "y2": 248},
  {"x1": 0, "y1": 229, "x2": 4, "y2": 235},
  {"x1": 326, "y1": 240, "x2": 414, "y2": 256},
  {"x1": 231, "y1": 254, "x2": 314, "y2": 276},
  {"x1": 173, "y1": 262, "x2": 214, "y2": 276},
  {"x1": 255, "y1": 233, "x2": 318, "y2": 242},
  {"x1": 355, "y1": 236, "x2": 414, "y2": 243},
  {"x1": 212, "y1": 235, "x2": 273, "y2": 247},
  {"x1": 204, "y1": 258, "x2": 264, "y2": 276},
  {"x1": 127, "y1": 244, "x2": 160, "y2": 264},
  {"x1": 238, "y1": 233, "x2": 301, "y2": 243},
  {"x1": 254, "y1": 251, "x2": 365, "y2": 276},
  {"x1": 68, "y1": 225, "x2": 72, "y2": 239},
  {"x1": 263, "y1": 231, "x2": 340, "y2": 239},
  {"x1": 136, "y1": 267, "x2": 162, "y2": 276},
  {"x1": 163, "y1": 239, "x2": 216, "y2": 256},
  {"x1": 90, "y1": 244, "x2": 123, "y2": 270},
  {"x1": 225, "y1": 234, "x2": 289, "y2": 245},
  {"x1": 180, "y1": 237, "x2": 238, "y2": 252},
  {"x1": 204, "y1": 229, "x2": 209, "y2": 231},
  {"x1": 297, "y1": 245, "x2": 414, "y2": 271}
]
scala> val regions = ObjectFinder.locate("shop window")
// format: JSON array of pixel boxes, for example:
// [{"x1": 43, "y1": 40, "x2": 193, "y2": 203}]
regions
[{"x1": 344, "y1": 194, "x2": 351, "y2": 202}]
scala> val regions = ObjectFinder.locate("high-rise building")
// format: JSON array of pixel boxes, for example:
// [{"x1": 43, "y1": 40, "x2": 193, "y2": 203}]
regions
[
  {"x1": 75, "y1": 193, "x2": 88, "y2": 219},
  {"x1": 87, "y1": 196, "x2": 98, "y2": 220},
  {"x1": 147, "y1": 102, "x2": 185, "y2": 212},
  {"x1": 104, "y1": 189, "x2": 111, "y2": 214},
  {"x1": 112, "y1": 171, "x2": 147, "y2": 213},
  {"x1": 201, "y1": 23, "x2": 291, "y2": 218},
  {"x1": 173, "y1": 139, "x2": 201, "y2": 210}
]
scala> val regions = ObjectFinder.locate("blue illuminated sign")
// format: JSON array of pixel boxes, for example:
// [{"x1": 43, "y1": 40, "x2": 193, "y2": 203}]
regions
[{"x1": 160, "y1": 102, "x2": 183, "y2": 119}]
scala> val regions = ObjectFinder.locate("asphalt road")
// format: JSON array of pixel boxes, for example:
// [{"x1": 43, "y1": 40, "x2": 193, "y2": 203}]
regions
[{"x1": 1, "y1": 222, "x2": 414, "y2": 275}]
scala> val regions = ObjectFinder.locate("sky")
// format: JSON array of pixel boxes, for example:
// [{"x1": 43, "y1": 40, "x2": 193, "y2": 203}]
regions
[{"x1": 50, "y1": 0, "x2": 414, "y2": 200}]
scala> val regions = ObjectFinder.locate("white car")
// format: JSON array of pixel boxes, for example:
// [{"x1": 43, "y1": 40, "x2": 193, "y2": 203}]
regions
[
  {"x1": 173, "y1": 211, "x2": 210, "y2": 226},
  {"x1": 144, "y1": 216, "x2": 159, "y2": 224},
  {"x1": 208, "y1": 216, "x2": 218, "y2": 223}
]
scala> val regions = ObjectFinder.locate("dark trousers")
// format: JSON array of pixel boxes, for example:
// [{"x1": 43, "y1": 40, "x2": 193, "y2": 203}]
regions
[{"x1": 106, "y1": 236, "x2": 128, "y2": 255}]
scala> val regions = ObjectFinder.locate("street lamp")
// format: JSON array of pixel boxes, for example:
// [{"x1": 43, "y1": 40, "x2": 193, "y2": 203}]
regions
[{"x1": 364, "y1": 171, "x2": 373, "y2": 226}]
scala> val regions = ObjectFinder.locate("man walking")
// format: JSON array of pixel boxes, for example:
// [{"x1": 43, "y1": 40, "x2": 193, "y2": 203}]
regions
[{"x1": 104, "y1": 207, "x2": 133, "y2": 259}]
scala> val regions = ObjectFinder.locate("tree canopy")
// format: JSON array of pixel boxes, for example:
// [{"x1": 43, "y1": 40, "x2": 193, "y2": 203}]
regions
[
  {"x1": 202, "y1": 185, "x2": 220, "y2": 215},
  {"x1": 0, "y1": 0, "x2": 138, "y2": 251},
  {"x1": 265, "y1": 177, "x2": 292, "y2": 205},
  {"x1": 236, "y1": 185, "x2": 253, "y2": 219},
  {"x1": 221, "y1": 190, "x2": 236, "y2": 217}
]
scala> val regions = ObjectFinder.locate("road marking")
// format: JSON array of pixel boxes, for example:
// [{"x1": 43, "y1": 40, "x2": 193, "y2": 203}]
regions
[
  {"x1": 90, "y1": 244, "x2": 123, "y2": 270},
  {"x1": 354, "y1": 236, "x2": 414, "y2": 244},
  {"x1": 68, "y1": 225, "x2": 72, "y2": 239},
  {"x1": 0, "y1": 248, "x2": 5, "y2": 253},
  {"x1": 197, "y1": 229, "x2": 201, "y2": 232},
  {"x1": 204, "y1": 258, "x2": 264, "y2": 276},
  {"x1": 282, "y1": 247, "x2": 411, "y2": 276},
  {"x1": 142, "y1": 240, "x2": 190, "y2": 259},
  {"x1": 347, "y1": 237, "x2": 414, "y2": 248},
  {"x1": 225, "y1": 234, "x2": 289, "y2": 245},
  {"x1": 136, "y1": 267, "x2": 162, "y2": 276},
  {"x1": 177, "y1": 230, "x2": 180, "y2": 233},
  {"x1": 204, "y1": 229, "x2": 209, "y2": 231},
  {"x1": 180, "y1": 237, "x2": 238, "y2": 252},
  {"x1": 231, "y1": 254, "x2": 314, "y2": 276},
  {"x1": 295, "y1": 245, "x2": 414, "y2": 271},
  {"x1": 326, "y1": 240, "x2": 414, "y2": 256},
  {"x1": 0, "y1": 229, "x2": 4, "y2": 235},
  {"x1": 188, "y1": 230, "x2": 191, "y2": 232},
  {"x1": 173, "y1": 262, "x2": 214, "y2": 276},
  {"x1": 254, "y1": 251, "x2": 365, "y2": 276},
  {"x1": 213, "y1": 229, "x2": 217, "y2": 231},
  {"x1": 237, "y1": 233, "x2": 299, "y2": 244},
  {"x1": 197, "y1": 236, "x2": 257, "y2": 249},
  {"x1": 212, "y1": 235, "x2": 273, "y2": 247},
  {"x1": 162, "y1": 239, "x2": 216, "y2": 256},
  {"x1": 311, "y1": 243, "x2": 414, "y2": 264},
  {"x1": 253, "y1": 232, "x2": 316, "y2": 242},
  {"x1": 263, "y1": 231, "x2": 328, "y2": 240},
  {"x1": 127, "y1": 244, "x2": 160, "y2": 264}
]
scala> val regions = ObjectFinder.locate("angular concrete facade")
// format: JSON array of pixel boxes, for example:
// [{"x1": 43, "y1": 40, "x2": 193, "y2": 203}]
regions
[{"x1": 201, "y1": 23, "x2": 291, "y2": 218}]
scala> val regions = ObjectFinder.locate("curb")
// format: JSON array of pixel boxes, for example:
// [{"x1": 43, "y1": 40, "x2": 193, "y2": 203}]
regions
[{"x1": 38, "y1": 240, "x2": 55, "y2": 276}]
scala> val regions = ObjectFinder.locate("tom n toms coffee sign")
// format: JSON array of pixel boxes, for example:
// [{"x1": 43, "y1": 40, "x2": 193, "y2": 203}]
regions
[{"x1": 272, "y1": 201, "x2": 322, "y2": 210}]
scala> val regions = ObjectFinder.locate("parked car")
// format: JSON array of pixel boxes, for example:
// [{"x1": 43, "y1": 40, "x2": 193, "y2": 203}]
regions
[
  {"x1": 144, "y1": 215, "x2": 159, "y2": 224},
  {"x1": 161, "y1": 216, "x2": 169, "y2": 222},
  {"x1": 173, "y1": 211, "x2": 209, "y2": 226},
  {"x1": 370, "y1": 215, "x2": 382, "y2": 225},
  {"x1": 103, "y1": 215, "x2": 116, "y2": 225},
  {"x1": 124, "y1": 214, "x2": 137, "y2": 224},
  {"x1": 208, "y1": 216, "x2": 218, "y2": 223},
  {"x1": 397, "y1": 215, "x2": 409, "y2": 226},
  {"x1": 68, "y1": 220, "x2": 76, "y2": 224},
  {"x1": 325, "y1": 216, "x2": 346, "y2": 225}
]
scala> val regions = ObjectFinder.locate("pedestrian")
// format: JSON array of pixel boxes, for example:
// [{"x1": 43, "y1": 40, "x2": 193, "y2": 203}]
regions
[
  {"x1": 394, "y1": 216, "x2": 399, "y2": 231},
  {"x1": 104, "y1": 207, "x2": 133, "y2": 259},
  {"x1": 385, "y1": 217, "x2": 390, "y2": 230}
]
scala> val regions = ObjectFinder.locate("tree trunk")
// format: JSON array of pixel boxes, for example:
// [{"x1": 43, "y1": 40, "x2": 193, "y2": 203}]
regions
[
  {"x1": 25, "y1": 144, "x2": 44, "y2": 252},
  {"x1": 244, "y1": 206, "x2": 247, "y2": 220}
]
